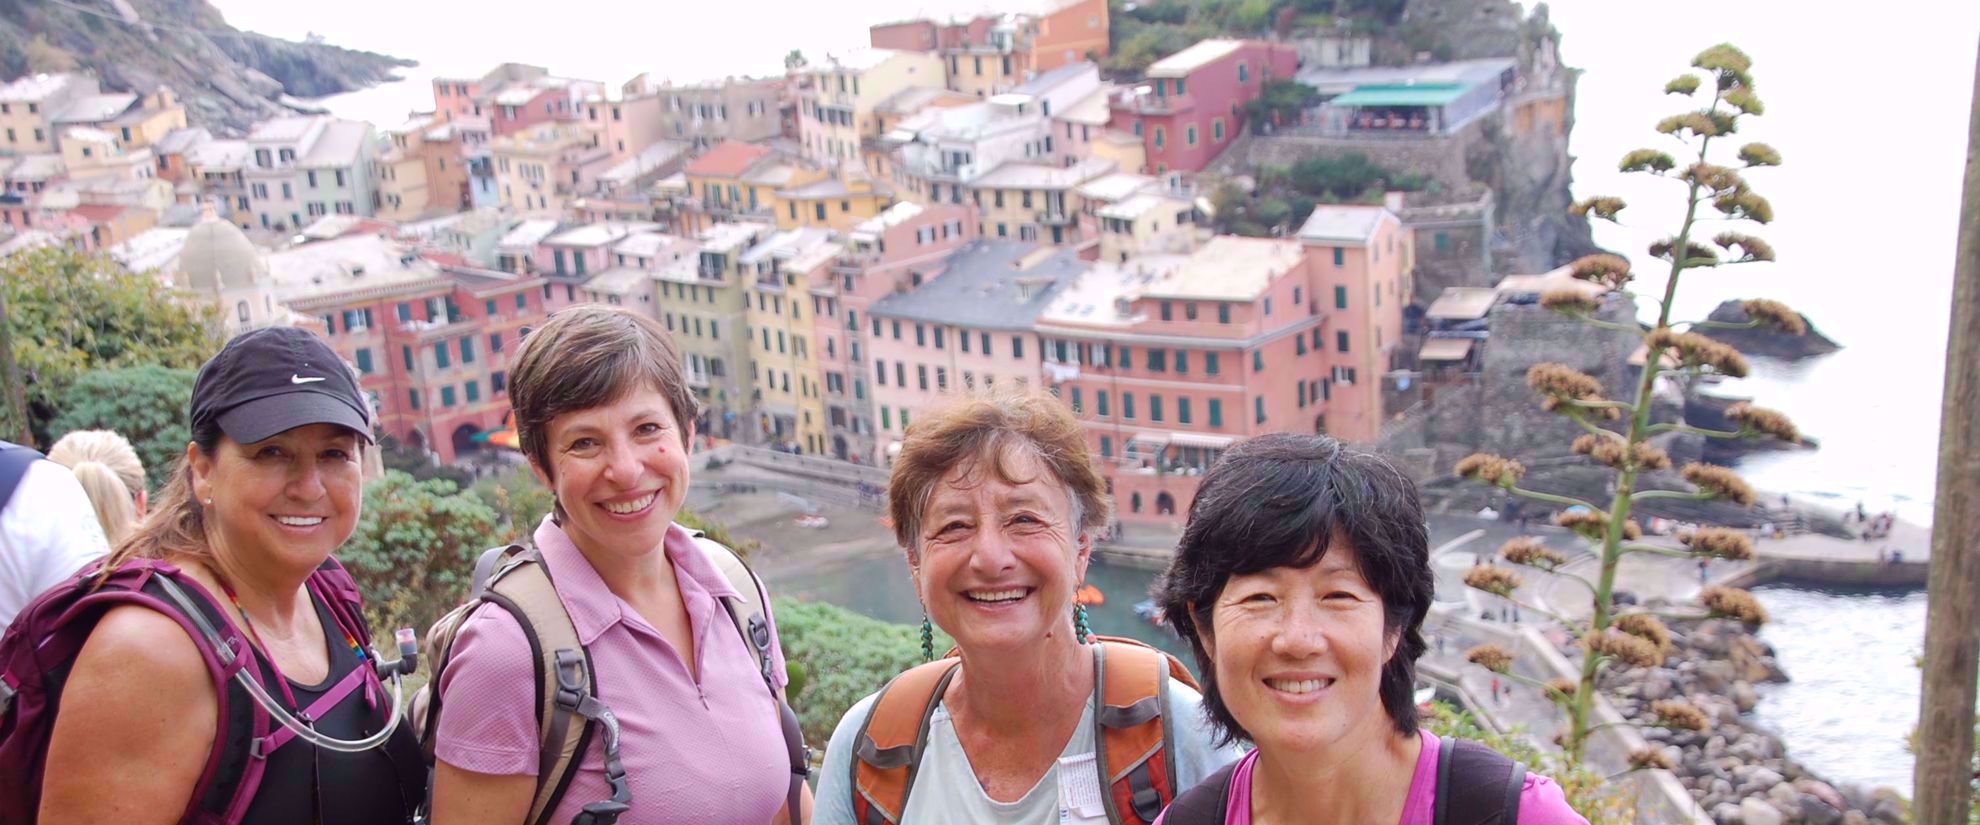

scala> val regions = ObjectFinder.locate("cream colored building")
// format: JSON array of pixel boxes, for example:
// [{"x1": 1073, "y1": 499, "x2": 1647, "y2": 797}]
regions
[
  {"x1": 797, "y1": 49, "x2": 945, "y2": 170},
  {"x1": 964, "y1": 156, "x2": 1114, "y2": 246},
  {"x1": 490, "y1": 123, "x2": 611, "y2": 215},
  {"x1": 377, "y1": 116, "x2": 435, "y2": 221},
  {"x1": 741, "y1": 227, "x2": 838, "y2": 453}
]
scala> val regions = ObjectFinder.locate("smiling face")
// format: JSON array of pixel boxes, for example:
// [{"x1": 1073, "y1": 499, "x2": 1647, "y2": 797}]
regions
[
  {"x1": 912, "y1": 446, "x2": 1090, "y2": 655},
  {"x1": 191, "y1": 423, "x2": 364, "y2": 573},
  {"x1": 1200, "y1": 538, "x2": 1398, "y2": 756},
  {"x1": 532, "y1": 385, "x2": 695, "y2": 561}
]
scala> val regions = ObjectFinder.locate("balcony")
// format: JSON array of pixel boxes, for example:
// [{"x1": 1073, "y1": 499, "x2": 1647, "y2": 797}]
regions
[{"x1": 1037, "y1": 210, "x2": 1074, "y2": 226}]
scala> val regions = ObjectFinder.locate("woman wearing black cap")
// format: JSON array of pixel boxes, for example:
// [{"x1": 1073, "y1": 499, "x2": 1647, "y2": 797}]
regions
[{"x1": 35, "y1": 327, "x2": 423, "y2": 823}]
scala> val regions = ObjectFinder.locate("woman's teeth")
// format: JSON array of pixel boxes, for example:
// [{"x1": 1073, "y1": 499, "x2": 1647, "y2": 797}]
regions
[
  {"x1": 966, "y1": 588, "x2": 1028, "y2": 603},
  {"x1": 1266, "y1": 678, "x2": 1332, "y2": 694},
  {"x1": 604, "y1": 492, "x2": 657, "y2": 515},
  {"x1": 274, "y1": 516, "x2": 324, "y2": 527}
]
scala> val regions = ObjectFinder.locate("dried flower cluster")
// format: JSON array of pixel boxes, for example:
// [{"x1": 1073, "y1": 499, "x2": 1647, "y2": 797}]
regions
[
  {"x1": 1454, "y1": 453, "x2": 1526, "y2": 487},
  {"x1": 1663, "y1": 75, "x2": 1701, "y2": 96},
  {"x1": 1657, "y1": 111, "x2": 1722, "y2": 139},
  {"x1": 1570, "y1": 433, "x2": 1626, "y2": 467},
  {"x1": 1540, "y1": 289, "x2": 1603, "y2": 315},
  {"x1": 1620, "y1": 148, "x2": 1677, "y2": 173},
  {"x1": 1740, "y1": 298, "x2": 1805, "y2": 334},
  {"x1": 1738, "y1": 142, "x2": 1782, "y2": 167},
  {"x1": 1527, "y1": 363, "x2": 1606, "y2": 403},
  {"x1": 1630, "y1": 747, "x2": 1678, "y2": 771},
  {"x1": 1632, "y1": 443, "x2": 1673, "y2": 471},
  {"x1": 1652, "y1": 700, "x2": 1711, "y2": 732},
  {"x1": 1680, "y1": 462, "x2": 1756, "y2": 506},
  {"x1": 1679, "y1": 162, "x2": 1745, "y2": 192},
  {"x1": 1570, "y1": 196, "x2": 1628, "y2": 221},
  {"x1": 1615, "y1": 613, "x2": 1674, "y2": 653},
  {"x1": 1649, "y1": 237, "x2": 1721, "y2": 266},
  {"x1": 1554, "y1": 509, "x2": 1609, "y2": 540},
  {"x1": 1700, "y1": 586, "x2": 1769, "y2": 625},
  {"x1": 1546, "y1": 678, "x2": 1578, "y2": 701},
  {"x1": 1693, "y1": 43, "x2": 1755, "y2": 90},
  {"x1": 1567, "y1": 254, "x2": 1633, "y2": 290},
  {"x1": 1713, "y1": 232, "x2": 1776, "y2": 263},
  {"x1": 1465, "y1": 644, "x2": 1515, "y2": 674},
  {"x1": 1463, "y1": 565, "x2": 1523, "y2": 598},
  {"x1": 1588, "y1": 627, "x2": 1664, "y2": 668},
  {"x1": 1679, "y1": 527, "x2": 1756, "y2": 561},
  {"x1": 1724, "y1": 87, "x2": 1765, "y2": 116},
  {"x1": 1499, "y1": 537, "x2": 1569, "y2": 571},
  {"x1": 1713, "y1": 188, "x2": 1775, "y2": 224},
  {"x1": 1644, "y1": 328, "x2": 1750, "y2": 378},
  {"x1": 1724, "y1": 402, "x2": 1801, "y2": 443}
]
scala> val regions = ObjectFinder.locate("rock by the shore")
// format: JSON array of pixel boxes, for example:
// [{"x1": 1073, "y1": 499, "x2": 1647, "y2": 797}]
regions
[{"x1": 1698, "y1": 300, "x2": 1842, "y2": 360}]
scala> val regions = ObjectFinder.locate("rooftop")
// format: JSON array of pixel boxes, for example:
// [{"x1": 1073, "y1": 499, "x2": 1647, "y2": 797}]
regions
[
  {"x1": 1011, "y1": 62, "x2": 1095, "y2": 96},
  {"x1": 685, "y1": 140, "x2": 775, "y2": 178},
  {"x1": 1096, "y1": 193, "x2": 1188, "y2": 221},
  {"x1": 1057, "y1": 86, "x2": 1113, "y2": 126},
  {"x1": 1297, "y1": 57, "x2": 1515, "y2": 97},
  {"x1": 108, "y1": 226, "x2": 192, "y2": 274},
  {"x1": 1147, "y1": 39, "x2": 1247, "y2": 78},
  {"x1": 583, "y1": 266, "x2": 652, "y2": 295},
  {"x1": 1076, "y1": 171, "x2": 1158, "y2": 203},
  {"x1": 0, "y1": 73, "x2": 87, "y2": 103},
  {"x1": 53, "y1": 93, "x2": 137, "y2": 124},
  {"x1": 546, "y1": 221, "x2": 661, "y2": 248},
  {"x1": 599, "y1": 140, "x2": 690, "y2": 185},
  {"x1": 852, "y1": 201, "x2": 925, "y2": 236},
  {"x1": 970, "y1": 157, "x2": 1115, "y2": 190},
  {"x1": 870, "y1": 240, "x2": 1085, "y2": 330},
  {"x1": 297, "y1": 120, "x2": 373, "y2": 169},
  {"x1": 739, "y1": 159, "x2": 803, "y2": 188},
  {"x1": 1144, "y1": 236, "x2": 1304, "y2": 301},
  {"x1": 807, "y1": 48, "x2": 909, "y2": 75},
  {"x1": 875, "y1": 86, "x2": 975, "y2": 116},
  {"x1": 740, "y1": 227, "x2": 836, "y2": 268},
  {"x1": 1425, "y1": 287, "x2": 1500, "y2": 321},
  {"x1": 700, "y1": 221, "x2": 773, "y2": 254},
  {"x1": 186, "y1": 139, "x2": 251, "y2": 171},
  {"x1": 1326, "y1": 84, "x2": 1470, "y2": 108},
  {"x1": 63, "y1": 126, "x2": 117, "y2": 146},
  {"x1": 498, "y1": 218, "x2": 563, "y2": 249},
  {"x1": 154, "y1": 127, "x2": 211, "y2": 155},
  {"x1": 1296, "y1": 203, "x2": 1392, "y2": 245},
  {"x1": 247, "y1": 116, "x2": 322, "y2": 145},
  {"x1": 7, "y1": 154, "x2": 66, "y2": 181},
  {"x1": 265, "y1": 233, "x2": 445, "y2": 302}
]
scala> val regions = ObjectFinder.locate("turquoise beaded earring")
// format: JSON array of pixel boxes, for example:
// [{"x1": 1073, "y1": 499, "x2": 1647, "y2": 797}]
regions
[
  {"x1": 1074, "y1": 603, "x2": 1092, "y2": 643},
  {"x1": 920, "y1": 614, "x2": 935, "y2": 661}
]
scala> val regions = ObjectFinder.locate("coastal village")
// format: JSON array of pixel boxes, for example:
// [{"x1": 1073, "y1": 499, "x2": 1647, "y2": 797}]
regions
[{"x1": 0, "y1": 0, "x2": 1957, "y2": 823}]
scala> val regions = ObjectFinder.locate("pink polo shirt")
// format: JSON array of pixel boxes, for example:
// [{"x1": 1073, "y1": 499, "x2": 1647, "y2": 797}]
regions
[
  {"x1": 1158, "y1": 729, "x2": 1586, "y2": 825},
  {"x1": 435, "y1": 518, "x2": 791, "y2": 824}
]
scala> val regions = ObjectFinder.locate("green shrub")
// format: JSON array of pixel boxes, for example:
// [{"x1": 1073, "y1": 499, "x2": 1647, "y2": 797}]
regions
[{"x1": 773, "y1": 597, "x2": 953, "y2": 745}]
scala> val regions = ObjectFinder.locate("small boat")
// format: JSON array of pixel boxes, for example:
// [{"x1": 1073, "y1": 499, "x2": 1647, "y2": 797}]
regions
[
  {"x1": 1076, "y1": 584, "x2": 1106, "y2": 606},
  {"x1": 1133, "y1": 599, "x2": 1166, "y2": 627}
]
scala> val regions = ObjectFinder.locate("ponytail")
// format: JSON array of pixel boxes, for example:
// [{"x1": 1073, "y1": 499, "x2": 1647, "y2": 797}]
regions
[{"x1": 46, "y1": 430, "x2": 146, "y2": 546}]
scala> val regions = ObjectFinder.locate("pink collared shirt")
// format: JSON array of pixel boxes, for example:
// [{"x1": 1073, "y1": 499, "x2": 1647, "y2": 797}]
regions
[{"x1": 435, "y1": 518, "x2": 791, "y2": 824}]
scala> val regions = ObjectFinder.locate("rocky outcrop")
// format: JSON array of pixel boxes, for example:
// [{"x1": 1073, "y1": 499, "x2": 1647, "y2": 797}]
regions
[
  {"x1": 1697, "y1": 300, "x2": 1843, "y2": 361},
  {"x1": 1598, "y1": 619, "x2": 1906, "y2": 825},
  {"x1": 0, "y1": 0, "x2": 412, "y2": 136}
]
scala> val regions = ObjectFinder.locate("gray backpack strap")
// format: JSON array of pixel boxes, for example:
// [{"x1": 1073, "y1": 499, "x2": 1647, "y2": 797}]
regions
[
  {"x1": 1434, "y1": 736, "x2": 1526, "y2": 825},
  {"x1": 470, "y1": 543, "x2": 522, "y2": 598},
  {"x1": 691, "y1": 529, "x2": 812, "y2": 821}
]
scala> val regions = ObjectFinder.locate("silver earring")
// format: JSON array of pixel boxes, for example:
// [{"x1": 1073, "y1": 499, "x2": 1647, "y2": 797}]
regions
[{"x1": 204, "y1": 498, "x2": 213, "y2": 506}]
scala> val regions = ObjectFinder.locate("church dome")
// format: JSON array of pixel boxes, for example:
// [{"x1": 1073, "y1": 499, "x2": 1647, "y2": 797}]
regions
[{"x1": 177, "y1": 212, "x2": 267, "y2": 293}]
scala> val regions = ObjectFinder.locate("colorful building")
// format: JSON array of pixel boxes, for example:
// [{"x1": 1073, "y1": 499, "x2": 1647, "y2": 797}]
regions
[
  {"x1": 239, "y1": 116, "x2": 378, "y2": 232},
  {"x1": 490, "y1": 123, "x2": 611, "y2": 215},
  {"x1": 964, "y1": 156, "x2": 1115, "y2": 245},
  {"x1": 741, "y1": 228, "x2": 839, "y2": 453},
  {"x1": 652, "y1": 221, "x2": 775, "y2": 440},
  {"x1": 797, "y1": 49, "x2": 946, "y2": 169},
  {"x1": 869, "y1": 0, "x2": 1110, "y2": 95},
  {"x1": 1108, "y1": 39, "x2": 1298, "y2": 175},
  {"x1": 1294, "y1": 202, "x2": 1412, "y2": 444}
]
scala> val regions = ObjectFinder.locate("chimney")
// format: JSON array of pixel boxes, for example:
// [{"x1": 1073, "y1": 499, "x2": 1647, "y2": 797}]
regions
[{"x1": 1384, "y1": 190, "x2": 1406, "y2": 213}]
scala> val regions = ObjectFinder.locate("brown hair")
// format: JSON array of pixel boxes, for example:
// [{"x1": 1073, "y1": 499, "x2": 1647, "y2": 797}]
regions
[
  {"x1": 96, "y1": 418, "x2": 225, "y2": 578},
  {"x1": 48, "y1": 429, "x2": 146, "y2": 545},
  {"x1": 508, "y1": 305, "x2": 699, "y2": 481},
  {"x1": 886, "y1": 389, "x2": 1110, "y2": 559}
]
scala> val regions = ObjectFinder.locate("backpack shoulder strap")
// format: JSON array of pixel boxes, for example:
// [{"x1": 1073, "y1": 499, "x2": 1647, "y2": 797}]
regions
[
  {"x1": 688, "y1": 529, "x2": 811, "y2": 820},
  {"x1": 1433, "y1": 736, "x2": 1527, "y2": 825},
  {"x1": 851, "y1": 657, "x2": 961, "y2": 825},
  {"x1": 1090, "y1": 638, "x2": 1184, "y2": 825},
  {"x1": 1156, "y1": 759, "x2": 1238, "y2": 825},
  {"x1": 471, "y1": 546, "x2": 631, "y2": 825},
  {"x1": 0, "y1": 441, "x2": 45, "y2": 512}
]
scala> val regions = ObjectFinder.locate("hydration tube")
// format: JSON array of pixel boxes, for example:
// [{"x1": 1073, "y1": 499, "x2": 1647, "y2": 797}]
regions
[{"x1": 156, "y1": 576, "x2": 420, "y2": 754}]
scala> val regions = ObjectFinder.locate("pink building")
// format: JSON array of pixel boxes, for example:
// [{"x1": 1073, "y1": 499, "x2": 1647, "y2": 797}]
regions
[
  {"x1": 866, "y1": 239, "x2": 1087, "y2": 459},
  {"x1": 810, "y1": 202, "x2": 978, "y2": 462},
  {"x1": 1108, "y1": 39, "x2": 1298, "y2": 175},
  {"x1": 1294, "y1": 201, "x2": 1412, "y2": 445}
]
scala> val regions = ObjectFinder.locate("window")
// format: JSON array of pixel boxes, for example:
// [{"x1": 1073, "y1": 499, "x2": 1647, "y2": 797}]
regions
[
  {"x1": 1209, "y1": 399, "x2": 1223, "y2": 427},
  {"x1": 354, "y1": 349, "x2": 373, "y2": 374},
  {"x1": 980, "y1": 333, "x2": 991, "y2": 356},
  {"x1": 1153, "y1": 127, "x2": 1165, "y2": 149},
  {"x1": 1335, "y1": 285, "x2": 1348, "y2": 309},
  {"x1": 516, "y1": 293, "x2": 528, "y2": 311},
  {"x1": 1100, "y1": 436, "x2": 1112, "y2": 458},
  {"x1": 892, "y1": 320, "x2": 902, "y2": 340},
  {"x1": 1116, "y1": 346, "x2": 1131, "y2": 368},
  {"x1": 434, "y1": 342, "x2": 451, "y2": 368},
  {"x1": 460, "y1": 337, "x2": 476, "y2": 364},
  {"x1": 1264, "y1": 297, "x2": 1273, "y2": 316},
  {"x1": 936, "y1": 368, "x2": 948, "y2": 391},
  {"x1": 1253, "y1": 351, "x2": 1263, "y2": 372},
  {"x1": 402, "y1": 346, "x2": 414, "y2": 371},
  {"x1": 1175, "y1": 78, "x2": 1186, "y2": 96},
  {"x1": 490, "y1": 332, "x2": 503, "y2": 354},
  {"x1": 1255, "y1": 396, "x2": 1265, "y2": 424},
  {"x1": 1186, "y1": 126, "x2": 1197, "y2": 147},
  {"x1": 1333, "y1": 248, "x2": 1345, "y2": 267},
  {"x1": 1206, "y1": 352, "x2": 1220, "y2": 375},
  {"x1": 442, "y1": 386, "x2": 457, "y2": 408},
  {"x1": 917, "y1": 365, "x2": 929, "y2": 390},
  {"x1": 1070, "y1": 387, "x2": 1082, "y2": 413},
  {"x1": 1178, "y1": 397, "x2": 1192, "y2": 425},
  {"x1": 1011, "y1": 336, "x2": 1024, "y2": 359},
  {"x1": 1298, "y1": 383, "x2": 1307, "y2": 408},
  {"x1": 1148, "y1": 349, "x2": 1166, "y2": 372},
  {"x1": 1293, "y1": 286, "x2": 1303, "y2": 306},
  {"x1": 1338, "y1": 331, "x2": 1350, "y2": 353},
  {"x1": 1213, "y1": 118, "x2": 1225, "y2": 142},
  {"x1": 875, "y1": 359, "x2": 887, "y2": 386},
  {"x1": 1150, "y1": 395, "x2": 1163, "y2": 422},
  {"x1": 815, "y1": 203, "x2": 826, "y2": 221},
  {"x1": 408, "y1": 389, "x2": 421, "y2": 410},
  {"x1": 916, "y1": 324, "x2": 926, "y2": 346},
  {"x1": 1218, "y1": 303, "x2": 1230, "y2": 324},
  {"x1": 882, "y1": 406, "x2": 892, "y2": 430},
  {"x1": 492, "y1": 372, "x2": 506, "y2": 393},
  {"x1": 1185, "y1": 303, "x2": 1198, "y2": 321},
  {"x1": 307, "y1": 171, "x2": 318, "y2": 188},
  {"x1": 1097, "y1": 391, "x2": 1110, "y2": 417},
  {"x1": 1122, "y1": 393, "x2": 1135, "y2": 420},
  {"x1": 466, "y1": 381, "x2": 481, "y2": 403},
  {"x1": 1239, "y1": 63, "x2": 1249, "y2": 83},
  {"x1": 960, "y1": 331, "x2": 971, "y2": 354}
]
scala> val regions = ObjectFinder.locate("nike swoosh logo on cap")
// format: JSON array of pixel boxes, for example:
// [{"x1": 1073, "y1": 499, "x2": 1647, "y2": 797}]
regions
[{"x1": 291, "y1": 374, "x2": 327, "y2": 384}]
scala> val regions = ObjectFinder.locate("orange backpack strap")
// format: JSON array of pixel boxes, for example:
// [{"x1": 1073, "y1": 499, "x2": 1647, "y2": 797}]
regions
[
  {"x1": 1091, "y1": 636, "x2": 1197, "y2": 825},
  {"x1": 850, "y1": 658, "x2": 961, "y2": 825}
]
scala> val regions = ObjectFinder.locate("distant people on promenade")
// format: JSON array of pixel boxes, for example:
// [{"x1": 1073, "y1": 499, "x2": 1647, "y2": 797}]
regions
[
  {"x1": 0, "y1": 441, "x2": 109, "y2": 628},
  {"x1": 47, "y1": 429, "x2": 147, "y2": 545}
]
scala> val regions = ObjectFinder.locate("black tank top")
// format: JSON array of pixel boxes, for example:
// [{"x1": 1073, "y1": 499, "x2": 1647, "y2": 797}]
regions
[{"x1": 237, "y1": 592, "x2": 423, "y2": 825}]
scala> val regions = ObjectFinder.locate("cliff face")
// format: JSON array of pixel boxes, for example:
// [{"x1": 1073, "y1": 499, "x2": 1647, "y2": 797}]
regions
[{"x1": 0, "y1": 0, "x2": 413, "y2": 136}]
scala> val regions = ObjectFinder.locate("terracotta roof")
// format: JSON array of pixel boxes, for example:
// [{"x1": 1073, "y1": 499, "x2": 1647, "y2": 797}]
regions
[{"x1": 684, "y1": 140, "x2": 774, "y2": 178}]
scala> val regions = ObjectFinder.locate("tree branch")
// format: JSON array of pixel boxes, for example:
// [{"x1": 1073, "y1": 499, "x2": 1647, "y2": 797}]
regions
[
  {"x1": 1631, "y1": 489, "x2": 1716, "y2": 504},
  {"x1": 1620, "y1": 543, "x2": 1697, "y2": 560},
  {"x1": 1646, "y1": 422, "x2": 1744, "y2": 438},
  {"x1": 1684, "y1": 319, "x2": 1761, "y2": 331},
  {"x1": 1509, "y1": 485, "x2": 1603, "y2": 512}
]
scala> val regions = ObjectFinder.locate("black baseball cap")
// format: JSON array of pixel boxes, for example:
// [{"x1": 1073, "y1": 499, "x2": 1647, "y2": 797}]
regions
[{"x1": 190, "y1": 326, "x2": 373, "y2": 445}]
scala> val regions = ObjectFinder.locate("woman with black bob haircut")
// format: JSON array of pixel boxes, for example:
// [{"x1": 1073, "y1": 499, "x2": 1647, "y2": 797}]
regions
[{"x1": 1151, "y1": 434, "x2": 1585, "y2": 825}]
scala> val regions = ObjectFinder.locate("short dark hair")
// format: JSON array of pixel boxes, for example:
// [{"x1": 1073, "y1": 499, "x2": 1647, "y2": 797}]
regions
[
  {"x1": 1152, "y1": 433, "x2": 1432, "y2": 745},
  {"x1": 508, "y1": 306, "x2": 698, "y2": 481}
]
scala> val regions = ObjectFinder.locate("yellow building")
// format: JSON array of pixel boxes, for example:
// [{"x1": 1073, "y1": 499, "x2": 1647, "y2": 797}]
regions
[
  {"x1": 58, "y1": 127, "x2": 155, "y2": 181},
  {"x1": 964, "y1": 157, "x2": 1115, "y2": 245},
  {"x1": 377, "y1": 116, "x2": 434, "y2": 221},
  {"x1": 490, "y1": 123, "x2": 611, "y2": 215},
  {"x1": 774, "y1": 167, "x2": 894, "y2": 233},
  {"x1": 739, "y1": 227, "x2": 839, "y2": 454},
  {"x1": 797, "y1": 48, "x2": 946, "y2": 170},
  {"x1": 653, "y1": 221, "x2": 772, "y2": 441},
  {"x1": 679, "y1": 139, "x2": 779, "y2": 234}
]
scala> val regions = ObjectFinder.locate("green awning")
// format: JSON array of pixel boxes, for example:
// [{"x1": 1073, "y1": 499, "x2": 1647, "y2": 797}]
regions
[{"x1": 1327, "y1": 84, "x2": 1468, "y2": 107}]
